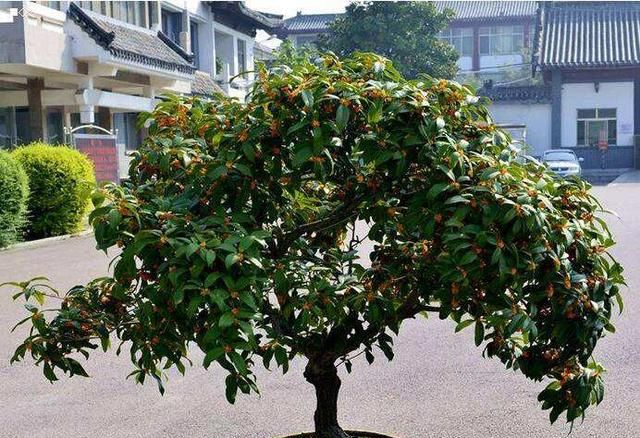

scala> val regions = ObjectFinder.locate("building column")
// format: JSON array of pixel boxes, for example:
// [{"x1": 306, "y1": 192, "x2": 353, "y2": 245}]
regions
[
  {"x1": 551, "y1": 70, "x2": 562, "y2": 148},
  {"x1": 472, "y1": 26, "x2": 480, "y2": 73},
  {"x1": 232, "y1": 35, "x2": 239, "y2": 77},
  {"x1": 180, "y1": 10, "x2": 190, "y2": 52},
  {"x1": 634, "y1": 77, "x2": 640, "y2": 169},
  {"x1": 27, "y1": 77, "x2": 47, "y2": 142}
]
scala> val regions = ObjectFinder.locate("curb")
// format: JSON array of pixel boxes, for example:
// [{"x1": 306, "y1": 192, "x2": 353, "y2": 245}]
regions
[
  {"x1": 0, "y1": 229, "x2": 94, "y2": 253},
  {"x1": 609, "y1": 170, "x2": 640, "y2": 185}
]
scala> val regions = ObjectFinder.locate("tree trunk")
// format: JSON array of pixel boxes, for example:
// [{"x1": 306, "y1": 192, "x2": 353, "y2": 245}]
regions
[{"x1": 304, "y1": 356, "x2": 350, "y2": 438}]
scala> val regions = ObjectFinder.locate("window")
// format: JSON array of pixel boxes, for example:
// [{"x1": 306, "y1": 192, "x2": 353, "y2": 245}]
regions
[
  {"x1": 479, "y1": 25, "x2": 524, "y2": 56},
  {"x1": 79, "y1": 1, "x2": 146, "y2": 27},
  {"x1": 577, "y1": 108, "x2": 617, "y2": 146},
  {"x1": 0, "y1": 107, "x2": 15, "y2": 149},
  {"x1": 46, "y1": 108, "x2": 64, "y2": 144},
  {"x1": 162, "y1": 9, "x2": 182, "y2": 45},
  {"x1": 296, "y1": 35, "x2": 317, "y2": 47},
  {"x1": 114, "y1": 113, "x2": 143, "y2": 151},
  {"x1": 237, "y1": 39, "x2": 247, "y2": 77},
  {"x1": 190, "y1": 21, "x2": 199, "y2": 68},
  {"x1": 439, "y1": 27, "x2": 473, "y2": 57},
  {"x1": 31, "y1": 1, "x2": 62, "y2": 11}
]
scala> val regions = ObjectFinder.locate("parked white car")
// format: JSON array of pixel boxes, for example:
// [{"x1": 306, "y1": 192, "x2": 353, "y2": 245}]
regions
[{"x1": 542, "y1": 149, "x2": 584, "y2": 177}]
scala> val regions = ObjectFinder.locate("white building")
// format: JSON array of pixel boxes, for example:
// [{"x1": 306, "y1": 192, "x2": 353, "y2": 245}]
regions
[{"x1": 0, "y1": 1, "x2": 280, "y2": 152}]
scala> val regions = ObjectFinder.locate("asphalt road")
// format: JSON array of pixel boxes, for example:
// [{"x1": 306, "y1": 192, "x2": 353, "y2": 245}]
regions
[{"x1": 1, "y1": 182, "x2": 638, "y2": 438}]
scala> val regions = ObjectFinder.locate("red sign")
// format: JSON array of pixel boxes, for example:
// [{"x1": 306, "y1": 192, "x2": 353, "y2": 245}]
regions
[{"x1": 74, "y1": 134, "x2": 119, "y2": 182}]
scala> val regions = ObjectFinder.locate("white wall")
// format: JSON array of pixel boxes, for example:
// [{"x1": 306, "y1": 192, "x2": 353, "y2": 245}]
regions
[
  {"x1": 489, "y1": 102, "x2": 552, "y2": 157},
  {"x1": 561, "y1": 81, "x2": 635, "y2": 147},
  {"x1": 479, "y1": 54, "x2": 522, "y2": 71}
]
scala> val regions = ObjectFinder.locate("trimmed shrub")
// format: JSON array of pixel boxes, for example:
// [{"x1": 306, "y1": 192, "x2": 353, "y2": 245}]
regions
[
  {"x1": 13, "y1": 143, "x2": 96, "y2": 239},
  {"x1": 0, "y1": 151, "x2": 29, "y2": 247}
]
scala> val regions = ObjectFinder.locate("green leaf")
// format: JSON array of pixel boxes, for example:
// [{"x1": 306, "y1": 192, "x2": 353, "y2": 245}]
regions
[
  {"x1": 427, "y1": 182, "x2": 449, "y2": 200},
  {"x1": 615, "y1": 292, "x2": 624, "y2": 314},
  {"x1": 229, "y1": 351, "x2": 248, "y2": 375},
  {"x1": 274, "y1": 346, "x2": 289, "y2": 373},
  {"x1": 474, "y1": 321, "x2": 485, "y2": 346},
  {"x1": 455, "y1": 319, "x2": 475, "y2": 333},
  {"x1": 301, "y1": 89, "x2": 314, "y2": 108},
  {"x1": 336, "y1": 105, "x2": 350, "y2": 132},
  {"x1": 242, "y1": 143, "x2": 256, "y2": 162},
  {"x1": 225, "y1": 374, "x2": 238, "y2": 404},
  {"x1": 293, "y1": 146, "x2": 313, "y2": 168},
  {"x1": 219, "y1": 312, "x2": 235, "y2": 328}
]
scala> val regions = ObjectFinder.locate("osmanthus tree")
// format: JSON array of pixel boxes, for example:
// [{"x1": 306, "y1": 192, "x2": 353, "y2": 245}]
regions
[{"x1": 9, "y1": 53, "x2": 624, "y2": 438}]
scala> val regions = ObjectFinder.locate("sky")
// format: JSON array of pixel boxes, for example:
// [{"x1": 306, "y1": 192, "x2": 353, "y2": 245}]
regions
[
  {"x1": 245, "y1": 0, "x2": 350, "y2": 18},
  {"x1": 247, "y1": 0, "x2": 349, "y2": 45}
]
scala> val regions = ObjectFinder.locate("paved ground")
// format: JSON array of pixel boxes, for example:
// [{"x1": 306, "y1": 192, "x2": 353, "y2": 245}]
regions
[{"x1": 1, "y1": 182, "x2": 638, "y2": 438}]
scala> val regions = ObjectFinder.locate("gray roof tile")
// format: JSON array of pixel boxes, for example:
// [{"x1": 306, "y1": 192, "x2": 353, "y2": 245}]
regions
[
  {"x1": 278, "y1": 2, "x2": 537, "y2": 36},
  {"x1": 192, "y1": 71, "x2": 224, "y2": 97},
  {"x1": 479, "y1": 85, "x2": 551, "y2": 103},
  {"x1": 68, "y1": 3, "x2": 195, "y2": 75},
  {"x1": 280, "y1": 13, "x2": 342, "y2": 34},
  {"x1": 435, "y1": 1, "x2": 537, "y2": 22},
  {"x1": 536, "y1": 2, "x2": 640, "y2": 68}
]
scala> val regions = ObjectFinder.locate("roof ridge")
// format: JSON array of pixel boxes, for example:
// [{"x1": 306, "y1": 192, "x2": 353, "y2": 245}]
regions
[
  {"x1": 157, "y1": 31, "x2": 194, "y2": 64},
  {"x1": 67, "y1": 3, "x2": 115, "y2": 49}
]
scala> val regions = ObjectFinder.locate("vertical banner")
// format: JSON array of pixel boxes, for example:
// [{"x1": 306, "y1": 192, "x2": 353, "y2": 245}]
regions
[{"x1": 73, "y1": 133, "x2": 120, "y2": 183}]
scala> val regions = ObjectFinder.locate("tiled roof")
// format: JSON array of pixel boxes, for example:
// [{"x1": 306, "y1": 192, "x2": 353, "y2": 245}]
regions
[
  {"x1": 435, "y1": 1, "x2": 537, "y2": 22},
  {"x1": 192, "y1": 71, "x2": 224, "y2": 97},
  {"x1": 276, "y1": 2, "x2": 537, "y2": 36},
  {"x1": 279, "y1": 13, "x2": 342, "y2": 34},
  {"x1": 67, "y1": 3, "x2": 195, "y2": 75},
  {"x1": 535, "y1": 2, "x2": 640, "y2": 69},
  {"x1": 208, "y1": 1, "x2": 282, "y2": 34},
  {"x1": 479, "y1": 85, "x2": 551, "y2": 103}
]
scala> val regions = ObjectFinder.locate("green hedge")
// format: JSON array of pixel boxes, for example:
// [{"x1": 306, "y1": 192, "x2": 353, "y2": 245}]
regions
[
  {"x1": 13, "y1": 143, "x2": 96, "y2": 239},
  {"x1": 0, "y1": 151, "x2": 29, "y2": 247}
]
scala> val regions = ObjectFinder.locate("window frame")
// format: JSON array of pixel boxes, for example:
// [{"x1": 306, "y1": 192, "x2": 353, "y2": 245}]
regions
[
  {"x1": 478, "y1": 25, "x2": 524, "y2": 56},
  {"x1": 576, "y1": 108, "x2": 617, "y2": 146},
  {"x1": 78, "y1": 1, "x2": 146, "y2": 27},
  {"x1": 190, "y1": 20, "x2": 200, "y2": 68},
  {"x1": 439, "y1": 27, "x2": 473, "y2": 57},
  {"x1": 161, "y1": 8, "x2": 182, "y2": 45},
  {"x1": 237, "y1": 38, "x2": 247, "y2": 77}
]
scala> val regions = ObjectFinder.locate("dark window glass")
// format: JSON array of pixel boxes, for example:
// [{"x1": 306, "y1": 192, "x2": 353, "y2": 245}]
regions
[
  {"x1": 46, "y1": 109, "x2": 63, "y2": 144},
  {"x1": 598, "y1": 108, "x2": 616, "y2": 118},
  {"x1": 0, "y1": 107, "x2": 14, "y2": 149},
  {"x1": 577, "y1": 120, "x2": 585, "y2": 145},
  {"x1": 190, "y1": 21, "x2": 199, "y2": 68},
  {"x1": 162, "y1": 9, "x2": 182, "y2": 45},
  {"x1": 15, "y1": 108, "x2": 29, "y2": 146},
  {"x1": 608, "y1": 120, "x2": 617, "y2": 144},
  {"x1": 577, "y1": 109, "x2": 596, "y2": 119},
  {"x1": 237, "y1": 39, "x2": 247, "y2": 76},
  {"x1": 479, "y1": 36, "x2": 489, "y2": 55}
]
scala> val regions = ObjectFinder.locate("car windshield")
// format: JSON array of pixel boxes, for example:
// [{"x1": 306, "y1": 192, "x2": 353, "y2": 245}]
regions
[{"x1": 544, "y1": 152, "x2": 576, "y2": 162}]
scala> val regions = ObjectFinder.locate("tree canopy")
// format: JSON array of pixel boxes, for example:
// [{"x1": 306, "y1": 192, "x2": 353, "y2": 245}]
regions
[
  {"x1": 318, "y1": 1, "x2": 459, "y2": 79},
  {"x1": 8, "y1": 52, "x2": 624, "y2": 437}
]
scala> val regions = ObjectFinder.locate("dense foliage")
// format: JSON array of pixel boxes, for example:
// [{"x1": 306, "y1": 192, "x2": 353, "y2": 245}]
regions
[
  {"x1": 13, "y1": 143, "x2": 95, "y2": 239},
  {"x1": 0, "y1": 151, "x2": 29, "y2": 247},
  {"x1": 9, "y1": 53, "x2": 623, "y2": 436},
  {"x1": 319, "y1": 1, "x2": 458, "y2": 79}
]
